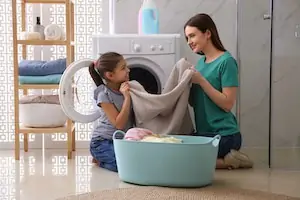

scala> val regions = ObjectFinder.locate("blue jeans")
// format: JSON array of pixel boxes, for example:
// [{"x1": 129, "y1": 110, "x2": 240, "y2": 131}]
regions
[
  {"x1": 90, "y1": 137, "x2": 118, "y2": 172},
  {"x1": 195, "y1": 132, "x2": 242, "y2": 158}
]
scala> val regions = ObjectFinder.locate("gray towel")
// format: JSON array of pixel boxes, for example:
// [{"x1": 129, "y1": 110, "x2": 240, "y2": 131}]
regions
[{"x1": 129, "y1": 58, "x2": 194, "y2": 135}]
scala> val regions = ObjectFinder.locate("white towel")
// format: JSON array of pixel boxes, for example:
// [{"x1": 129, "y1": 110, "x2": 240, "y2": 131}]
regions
[
  {"x1": 44, "y1": 24, "x2": 63, "y2": 40},
  {"x1": 129, "y1": 58, "x2": 194, "y2": 135}
]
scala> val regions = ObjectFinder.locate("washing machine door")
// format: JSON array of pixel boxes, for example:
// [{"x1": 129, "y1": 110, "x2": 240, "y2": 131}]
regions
[{"x1": 59, "y1": 59, "x2": 101, "y2": 123}]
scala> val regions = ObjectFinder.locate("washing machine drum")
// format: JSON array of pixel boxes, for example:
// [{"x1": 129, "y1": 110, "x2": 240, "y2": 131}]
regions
[{"x1": 129, "y1": 65, "x2": 160, "y2": 94}]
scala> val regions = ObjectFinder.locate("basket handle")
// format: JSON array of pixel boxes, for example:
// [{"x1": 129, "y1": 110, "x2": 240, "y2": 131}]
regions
[
  {"x1": 211, "y1": 135, "x2": 221, "y2": 147},
  {"x1": 113, "y1": 130, "x2": 126, "y2": 140}
]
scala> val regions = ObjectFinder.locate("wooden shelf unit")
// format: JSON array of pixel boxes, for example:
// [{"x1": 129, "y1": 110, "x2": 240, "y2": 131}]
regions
[{"x1": 12, "y1": 0, "x2": 75, "y2": 160}]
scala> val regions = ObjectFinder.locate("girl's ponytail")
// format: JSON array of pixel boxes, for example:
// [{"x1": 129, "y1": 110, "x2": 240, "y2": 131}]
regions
[
  {"x1": 89, "y1": 62, "x2": 104, "y2": 87},
  {"x1": 89, "y1": 52, "x2": 123, "y2": 87}
]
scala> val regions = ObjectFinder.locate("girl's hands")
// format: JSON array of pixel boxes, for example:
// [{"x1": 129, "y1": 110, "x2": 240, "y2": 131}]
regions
[{"x1": 120, "y1": 82, "x2": 130, "y2": 98}]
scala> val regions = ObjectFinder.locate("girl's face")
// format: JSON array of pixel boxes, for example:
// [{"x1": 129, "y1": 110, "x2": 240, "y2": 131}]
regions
[
  {"x1": 185, "y1": 25, "x2": 210, "y2": 53},
  {"x1": 109, "y1": 59, "x2": 130, "y2": 83}
]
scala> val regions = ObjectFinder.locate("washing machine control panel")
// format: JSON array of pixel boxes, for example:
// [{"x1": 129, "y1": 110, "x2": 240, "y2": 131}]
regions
[
  {"x1": 133, "y1": 43, "x2": 142, "y2": 52},
  {"x1": 92, "y1": 34, "x2": 180, "y2": 57},
  {"x1": 130, "y1": 38, "x2": 174, "y2": 54}
]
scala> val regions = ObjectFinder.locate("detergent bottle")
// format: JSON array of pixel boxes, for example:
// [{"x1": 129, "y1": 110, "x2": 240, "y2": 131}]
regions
[{"x1": 138, "y1": 0, "x2": 159, "y2": 34}]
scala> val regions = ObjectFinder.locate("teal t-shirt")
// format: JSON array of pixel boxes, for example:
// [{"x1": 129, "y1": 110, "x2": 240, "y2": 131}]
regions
[{"x1": 190, "y1": 51, "x2": 239, "y2": 136}]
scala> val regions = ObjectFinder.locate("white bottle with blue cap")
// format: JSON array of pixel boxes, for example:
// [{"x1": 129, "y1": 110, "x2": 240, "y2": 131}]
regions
[{"x1": 138, "y1": 0, "x2": 159, "y2": 34}]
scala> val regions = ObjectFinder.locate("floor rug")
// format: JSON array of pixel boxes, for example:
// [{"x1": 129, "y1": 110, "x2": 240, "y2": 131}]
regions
[{"x1": 56, "y1": 185, "x2": 300, "y2": 200}]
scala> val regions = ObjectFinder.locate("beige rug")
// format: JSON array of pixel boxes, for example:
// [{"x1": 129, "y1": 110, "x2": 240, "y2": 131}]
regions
[{"x1": 57, "y1": 185, "x2": 300, "y2": 200}]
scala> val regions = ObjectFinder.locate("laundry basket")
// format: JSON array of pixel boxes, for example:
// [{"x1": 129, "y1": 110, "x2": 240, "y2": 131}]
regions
[{"x1": 113, "y1": 131, "x2": 221, "y2": 188}]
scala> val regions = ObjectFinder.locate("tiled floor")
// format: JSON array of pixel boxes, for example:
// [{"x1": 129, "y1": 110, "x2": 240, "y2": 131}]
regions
[{"x1": 0, "y1": 149, "x2": 300, "y2": 200}]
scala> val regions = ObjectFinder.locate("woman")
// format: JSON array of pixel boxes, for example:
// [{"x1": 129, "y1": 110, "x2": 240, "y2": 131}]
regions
[{"x1": 184, "y1": 13, "x2": 253, "y2": 169}]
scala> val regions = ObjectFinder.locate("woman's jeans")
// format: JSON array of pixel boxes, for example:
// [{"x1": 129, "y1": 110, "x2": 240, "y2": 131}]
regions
[{"x1": 195, "y1": 132, "x2": 242, "y2": 158}]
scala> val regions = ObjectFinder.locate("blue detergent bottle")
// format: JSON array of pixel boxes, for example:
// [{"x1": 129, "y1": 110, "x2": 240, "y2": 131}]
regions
[{"x1": 138, "y1": 0, "x2": 159, "y2": 34}]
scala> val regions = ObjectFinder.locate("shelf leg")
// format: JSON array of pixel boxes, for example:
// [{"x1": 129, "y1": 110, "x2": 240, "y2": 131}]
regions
[
  {"x1": 67, "y1": 121, "x2": 72, "y2": 159},
  {"x1": 24, "y1": 133, "x2": 28, "y2": 152},
  {"x1": 15, "y1": 133, "x2": 20, "y2": 160},
  {"x1": 12, "y1": 0, "x2": 20, "y2": 161},
  {"x1": 72, "y1": 126, "x2": 76, "y2": 151}
]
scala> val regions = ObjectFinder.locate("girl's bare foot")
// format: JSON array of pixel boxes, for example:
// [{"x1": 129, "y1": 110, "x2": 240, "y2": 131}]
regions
[{"x1": 92, "y1": 158, "x2": 99, "y2": 165}]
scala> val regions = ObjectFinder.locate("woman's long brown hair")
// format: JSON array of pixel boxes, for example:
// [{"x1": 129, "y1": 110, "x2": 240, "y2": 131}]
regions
[{"x1": 184, "y1": 13, "x2": 226, "y2": 55}]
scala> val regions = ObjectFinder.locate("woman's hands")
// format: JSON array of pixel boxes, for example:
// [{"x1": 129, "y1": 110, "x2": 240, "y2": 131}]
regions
[
  {"x1": 188, "y1": 66, "x2": 236, "y2": 112},
  {"x1": 190, "y1": 66, "x2": 204, "y2": 84}
]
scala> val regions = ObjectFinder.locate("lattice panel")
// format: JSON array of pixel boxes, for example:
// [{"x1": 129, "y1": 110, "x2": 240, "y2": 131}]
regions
[
  {"x1": 0, "y1": 0, "x2": 103, "y2": 146},
  {"x1": 46, "y1": 4, "x2": 67, "y2": 60},
  {"x1": 49, "y1": 0, "x2": 103, "y2": 142},
  {"x1": 0, "y1": 1, "x2": 35, "y2": 143}
]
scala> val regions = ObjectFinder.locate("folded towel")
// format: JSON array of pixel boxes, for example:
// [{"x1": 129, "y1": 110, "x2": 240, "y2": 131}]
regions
[
  {"x1": 44, "y1": 24, "x2": 63, "y2": 40},
  {"x1": 19, "y1": 74, "x2": 62, "y2": 84},
  {"x1": 19, "y1": 58, "x2": 66, "y2": 76},
  {"x1": 19, "y1": 95, "x2": 60, "y2": 105},
  {"x1": 129, "y1": 58, "x2": 194, "y2": 135}
]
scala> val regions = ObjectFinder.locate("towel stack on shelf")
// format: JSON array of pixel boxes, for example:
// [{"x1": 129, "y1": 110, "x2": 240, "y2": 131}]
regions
[{"x1": 18, "y1": 58, "x2": 66, "y2": 84}]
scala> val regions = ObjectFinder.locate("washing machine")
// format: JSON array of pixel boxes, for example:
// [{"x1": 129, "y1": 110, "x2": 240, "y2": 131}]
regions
[
  {"x1": 59, "y1": 34, "x2": 181, "y2": 124},
  {"x1": 92, "y1": 34, "x2": 181, "y2": 94}
]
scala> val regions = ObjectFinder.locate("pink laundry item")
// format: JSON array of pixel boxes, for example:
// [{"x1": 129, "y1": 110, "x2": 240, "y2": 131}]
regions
[{"x1": 124, "y1": 128, "x2": 154, "y2": 141}]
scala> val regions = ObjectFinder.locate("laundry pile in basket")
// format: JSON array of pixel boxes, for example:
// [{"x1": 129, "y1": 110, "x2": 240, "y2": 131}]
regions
[
  {"x1": 18, "y1": 58, "x2": 66, "y2": 84},
  {"x1": 124, "y1": 128, "x2": 183, "y2": 143}
]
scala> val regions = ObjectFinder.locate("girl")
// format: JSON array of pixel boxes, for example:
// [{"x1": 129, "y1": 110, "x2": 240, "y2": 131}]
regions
[
  {"x1": 184, "y1": 13, "x2": 253, "y2": 169},
  {"x1": 88, "y1": 52, "x2": 134, "y2": 172}
]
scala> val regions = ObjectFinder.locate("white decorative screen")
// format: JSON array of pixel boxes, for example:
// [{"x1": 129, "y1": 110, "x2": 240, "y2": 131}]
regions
[
  {"x1": 0, "y1": 1, "x2": 36, "y2": 147},
  {"x1": 44, "y1": 1, "x2": 103, "y2": 145},
  {"x1": 0, "y1": 0, "x2": 103, "y2": 149}
]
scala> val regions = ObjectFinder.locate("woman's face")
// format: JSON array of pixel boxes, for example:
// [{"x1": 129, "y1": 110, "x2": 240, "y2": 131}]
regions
[{"x1": 185, "y1": 25, "x2": 210, "y2": 53}]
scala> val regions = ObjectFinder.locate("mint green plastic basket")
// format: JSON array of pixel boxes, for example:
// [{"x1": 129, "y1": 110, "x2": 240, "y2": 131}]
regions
[{"x1": 113, "y1": 131, "x2": 221, "y2": 188}]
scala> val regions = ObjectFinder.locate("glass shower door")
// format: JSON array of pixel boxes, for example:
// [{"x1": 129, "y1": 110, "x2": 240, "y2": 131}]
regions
[
  {"x1": 237, "y1": 0, "x2": 272, "y2": 168},
  {"x1": 270, "y1": 0, "x2": 300, "y2": 170}
]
